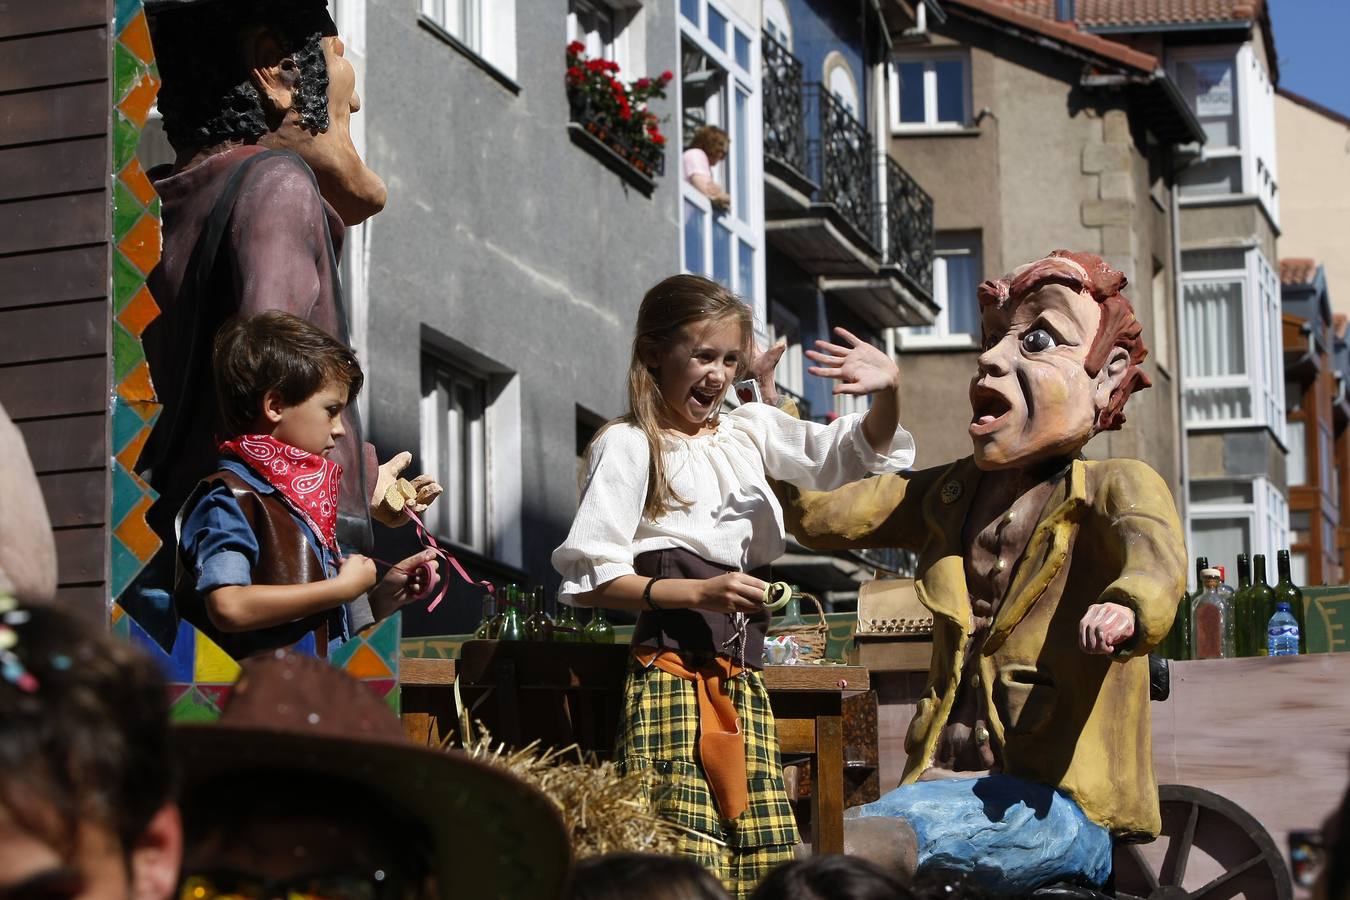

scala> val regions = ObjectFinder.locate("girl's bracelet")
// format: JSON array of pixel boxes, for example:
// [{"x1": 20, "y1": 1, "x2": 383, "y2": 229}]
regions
[{"x1": 643, "y1": 577, "x2": 666, "y2": 611}]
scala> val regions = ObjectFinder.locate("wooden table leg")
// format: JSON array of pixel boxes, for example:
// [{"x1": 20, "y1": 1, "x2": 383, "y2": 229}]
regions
[{"x1": 812, "y1": 712, "x2": 845, "y2": 854}]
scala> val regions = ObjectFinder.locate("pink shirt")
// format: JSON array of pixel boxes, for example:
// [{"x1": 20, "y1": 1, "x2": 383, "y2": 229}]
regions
[{"x1": 682, "y1": 147, "x2": 712, "y2": 183}]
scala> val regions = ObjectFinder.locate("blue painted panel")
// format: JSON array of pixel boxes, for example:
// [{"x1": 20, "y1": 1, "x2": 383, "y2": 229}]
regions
[{"x1": 786, "y1": 0, "x2": 868, "y2": 124}]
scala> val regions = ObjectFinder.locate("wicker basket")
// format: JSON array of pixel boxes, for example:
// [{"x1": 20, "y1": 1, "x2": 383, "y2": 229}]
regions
[{"x1": 767, "y1": 591, "x2": 830, "y2": 662}]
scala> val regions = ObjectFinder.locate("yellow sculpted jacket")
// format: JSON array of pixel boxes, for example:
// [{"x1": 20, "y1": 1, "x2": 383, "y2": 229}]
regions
[{"x1": 784, "y1": 456, "x2": 1186, "y2": 839}]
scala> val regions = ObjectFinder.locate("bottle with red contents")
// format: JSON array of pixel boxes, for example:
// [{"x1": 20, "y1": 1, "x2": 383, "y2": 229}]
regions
[{"x1": 1191, "y1": 567, "x2": 1235, "y2": 659}]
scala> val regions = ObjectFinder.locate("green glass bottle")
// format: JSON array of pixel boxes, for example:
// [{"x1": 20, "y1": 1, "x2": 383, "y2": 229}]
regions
[
  {"x1": 472, "y1": 592, "x2": 496, "y2": 640},
  {"x1": 553, "y1": 601, "x2": 581, "y2": 643},
  {"x1": 777, "y1": 586, "x2": 806, "y2": 628},
  {"x1": 1274, "y1": 550, "x2": 1307, "y2": 655},
  {"x1": 1249, "y1": 555, "x2": 1276, "y2": 657},
  {"x1": 498, "y1": 583, "x2": 526, "y2": 642},
  {"x1": 1231, "y1": 553, "x2": 1255, "y2": 657},
  {"x1": 582, "y1": 606, "x2": 615, "y2": 644},
  {"x1": 524, "y1": 587, "x2": 553, "y2": 641},
  {"x1": 1163, "y1": 556, "x2": 1205, "y2": 660}
]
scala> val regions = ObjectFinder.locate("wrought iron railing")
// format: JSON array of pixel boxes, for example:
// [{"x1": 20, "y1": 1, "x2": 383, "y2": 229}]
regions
[
  {"x1": 568, "y1": 92, "x2": 666, "y2": 178},
  {"x1": 761, "y1": 31, "x2": 806, "y2": 177},
  {"x1": 804, "y1": 84, "x2": 877, "y2": 249},
  {"x1": 882, "y1": 154, "x2": 935, "y2": 298}
]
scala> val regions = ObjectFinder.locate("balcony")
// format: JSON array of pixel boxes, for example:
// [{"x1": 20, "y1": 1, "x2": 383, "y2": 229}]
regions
[{"x1": 760, "y1": 33, "x2": 936, "y2": 329}]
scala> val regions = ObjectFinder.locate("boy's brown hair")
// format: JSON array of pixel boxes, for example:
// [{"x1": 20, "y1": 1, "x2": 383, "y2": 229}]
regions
[{"x1": 212, "y1": 311, "x2": 363, "y2": 436}]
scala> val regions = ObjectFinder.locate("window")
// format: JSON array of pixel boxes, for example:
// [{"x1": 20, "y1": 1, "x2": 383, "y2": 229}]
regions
[
  {"x1": 890, "y1": 52, "x2": 969, "y2": 130},
  {"x1": 679, "y1": 0, "x2": 763, "y2": 318},
  {"x1": 1170, "y1": 44, "x2": 1279, "y2": 219},
  {"x1": 567, "y1": 0, "x2": 640, "y2": 74},
  {"x1": 419, "y1": 347, "x2": 523, "y2": 566},
  {"x1": 898, "y1": 231, "x2": 982, "y2": 347},
  {"x1": 1180, "y1": 247, "x2": 1285, "y2": 439},
  {"x1": 824, "y1": 52, "x2": 859, "y2": 117},
  {"x1": 420, "y1": 0, "x2": 517, "y2": 80},
  {"x1": 768, "y1": 302, "x2": 805, "y2": 408},
  {"x1": 1187, "y1": 477, "x2": 1289, "y2": 581},
  {"x1": 420, "y1": 357, "x2": 488, "y2": 552},
  {"x1": 763, "y1": 0, "x2": 791, "y2": 48}
]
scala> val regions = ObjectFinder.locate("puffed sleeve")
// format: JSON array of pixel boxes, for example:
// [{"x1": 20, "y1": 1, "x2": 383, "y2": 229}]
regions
[
  {"x1": 729, "y1": 404, "x2": 915, "y2": 492},
  {"x1": 551, "y1": 425, "x2": 651, "y2": 604},
  {"x1": 179, "y1": 484, "x2": 260, "y2": 593}
]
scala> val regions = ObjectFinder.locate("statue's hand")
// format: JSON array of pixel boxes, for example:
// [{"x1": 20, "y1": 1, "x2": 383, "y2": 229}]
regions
[
  {"x1": 371, "y1": 451, "x2": 413, "y2": 527},
  {"x1": 1079, "y1": 601, "x2": 1135, "y2": 654},
  {"x1": 746, "y1": 339, "x2": 786, "y2": 406}
]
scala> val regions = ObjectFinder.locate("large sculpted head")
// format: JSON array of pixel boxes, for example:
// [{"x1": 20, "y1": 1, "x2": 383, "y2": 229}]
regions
[
  {"x1": 147, "y1": 0, "x2": 387, "y2": 225},
  {"x1": 967, "y1": 251, "x2": 1150, "y2": 471}
]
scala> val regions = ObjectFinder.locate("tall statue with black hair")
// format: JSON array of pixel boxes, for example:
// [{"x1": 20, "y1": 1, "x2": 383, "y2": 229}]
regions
[{"x1": 129, "y1": 0, "x2": 425, "y2": 648}]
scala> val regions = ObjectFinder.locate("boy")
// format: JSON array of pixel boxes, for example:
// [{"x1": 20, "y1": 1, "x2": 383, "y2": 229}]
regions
[{"x1": 176, "y1": 311, "x2": 438, "y2": 660}]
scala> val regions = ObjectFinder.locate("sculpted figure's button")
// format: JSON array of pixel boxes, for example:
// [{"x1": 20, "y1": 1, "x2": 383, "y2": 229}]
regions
[
  {"x1": 940, "y1": 480, "x2": 963, "y2": 504},
  {"x1": 974, "y1": 725, "x2": 990, "y2": 745},
  {"x1": 1003, "y1": 510, "x2": 1016, "y2": 525},
  {"x1": 970, "y1": 673, "x2": 981, "y2": 689},
  {"x1": 992, "y1": 558, "x2": 1007, "y2": 573}
]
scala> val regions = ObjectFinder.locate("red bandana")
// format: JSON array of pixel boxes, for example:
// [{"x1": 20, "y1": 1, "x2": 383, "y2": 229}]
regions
[{"x1": 218, "y1": 434, "x2": 343, "y2": 554}]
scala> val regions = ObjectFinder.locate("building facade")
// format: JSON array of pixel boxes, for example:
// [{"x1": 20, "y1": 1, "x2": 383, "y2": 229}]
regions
[{"x1": 879, "y1": 0, "x2": 1201, "y2": 497}]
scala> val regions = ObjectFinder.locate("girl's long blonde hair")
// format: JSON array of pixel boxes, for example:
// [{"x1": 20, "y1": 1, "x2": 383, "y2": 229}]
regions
[{"x1": 591, "y1": 274, "x2": 753, "y2": 521}]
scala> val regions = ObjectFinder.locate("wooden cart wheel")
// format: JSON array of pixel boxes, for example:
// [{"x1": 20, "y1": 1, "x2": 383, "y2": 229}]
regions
[{"x1": 1113, "y1": 784, "x2": 1292, "y2": 900}]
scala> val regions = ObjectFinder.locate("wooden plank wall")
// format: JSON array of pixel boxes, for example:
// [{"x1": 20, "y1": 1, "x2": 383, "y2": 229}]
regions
[{"x1": 0, "y1": 0, "x2": 111, "y2": 619}]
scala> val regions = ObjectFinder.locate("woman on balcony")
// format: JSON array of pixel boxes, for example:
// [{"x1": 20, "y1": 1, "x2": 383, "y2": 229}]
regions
[{"x1": 683, "y1": 125, "x2": 732, "y2": 212}]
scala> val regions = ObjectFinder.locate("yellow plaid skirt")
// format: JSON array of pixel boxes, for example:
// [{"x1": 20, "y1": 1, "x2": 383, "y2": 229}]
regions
[{"x1": 615, "y1": 657, "x2": 798, "y2": 898}]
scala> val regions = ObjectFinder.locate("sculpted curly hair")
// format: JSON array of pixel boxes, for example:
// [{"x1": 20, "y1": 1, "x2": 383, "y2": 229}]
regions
[{"x1": 148, "y1": 0, "x2": 335, "y2": 152}]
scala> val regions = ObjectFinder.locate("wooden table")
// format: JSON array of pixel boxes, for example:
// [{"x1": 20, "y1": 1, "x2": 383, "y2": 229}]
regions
[{"x1": 399, "y1": 642, "x2": 869, "y2": 854}]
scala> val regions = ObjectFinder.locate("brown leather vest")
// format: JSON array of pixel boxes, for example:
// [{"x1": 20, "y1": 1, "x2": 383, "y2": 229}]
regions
[{"x1": 175, "y1": 470, "x2": 331, "y2": 660}]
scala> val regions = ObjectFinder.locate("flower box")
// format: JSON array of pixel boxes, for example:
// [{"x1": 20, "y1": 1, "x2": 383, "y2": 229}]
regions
[{"x1": 565, "y1": 43, "x2": 671, "y2": 182}]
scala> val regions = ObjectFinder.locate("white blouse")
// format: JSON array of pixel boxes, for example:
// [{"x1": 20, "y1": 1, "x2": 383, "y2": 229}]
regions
[{"x1": 552, "y1": 404, "x2": 916, "y2": 603}]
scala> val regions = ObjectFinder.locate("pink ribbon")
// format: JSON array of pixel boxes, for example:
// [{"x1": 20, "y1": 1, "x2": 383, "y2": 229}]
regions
[{"x1": 369, "y1": 508, "x2": 493, "y2": 613}]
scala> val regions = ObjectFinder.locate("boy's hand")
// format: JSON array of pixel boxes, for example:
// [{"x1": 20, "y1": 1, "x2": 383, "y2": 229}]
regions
[
  {"x1": 370, "y1": 549, "x2": 440, "y2": 619},
  {"x1": 806, "y1": 327, "x2": 900, "y2": 396},
  {"x1": 333, "y1": 553, "x2": 378, "y2": 599}
]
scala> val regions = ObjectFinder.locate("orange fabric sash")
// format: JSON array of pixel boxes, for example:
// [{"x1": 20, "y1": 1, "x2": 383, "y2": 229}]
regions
[{"x1": 634, "y1": 647, "x2": 748, "y2": 821}]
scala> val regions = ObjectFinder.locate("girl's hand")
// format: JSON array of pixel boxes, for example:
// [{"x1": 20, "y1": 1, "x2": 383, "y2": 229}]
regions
[
  {"x1": 370, "y1": 549, "x2": 440, "y2": 618},
  {"x1": 806, "y1": 327, "x2": 900, "y2": 396},
  {"x1": 693, "y1": 572, "x2": 768, "y2": 614},
  {"x1": 333, "y1": 553, "x2": 378, "y2": 598}
]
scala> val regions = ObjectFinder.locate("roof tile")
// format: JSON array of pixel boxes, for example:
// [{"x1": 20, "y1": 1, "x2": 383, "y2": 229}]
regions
[{"x1": 997, "y1": 0, "x2": 1255, "y2": 27}]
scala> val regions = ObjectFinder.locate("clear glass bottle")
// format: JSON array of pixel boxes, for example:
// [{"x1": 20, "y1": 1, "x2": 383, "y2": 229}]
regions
[
  {"x1": 1191, "y1": 567, "x2": 1234, "y2": 659},
  {"x1": 582, "y1": 606, "x2": 615, "y2": 644},
  {"x1": 1274, "y1": 550, "x2": 1307, "y2": 655},
  {"x1": 1163, "y1": 556, "x2": 1205, "y2": 660},
  {"x1": 498, "y1": 583, "x2": 526, "y2": 642},
  {"x1": 1250, "y1": 555, "x2": 1276, "y2": 657}
]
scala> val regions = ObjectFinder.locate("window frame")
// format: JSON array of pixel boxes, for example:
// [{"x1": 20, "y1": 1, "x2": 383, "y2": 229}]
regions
[
  {"x1": 888, "y1": 49, "x2": 971, "y2": 133},
  {"x1": 419, "y1": 0, "x2": 518, "y2": 83},
  {"x1": 678, "y1": 0, "x2": 764, "y2": 326},
  {"x1": 1179, "y1": 246, "x2": 1286, "y2": 443},
  {"x1": 897, "y1": 231, "x2": 982, "y2": 349},
  {"x1": 1186, "y1": 476, "x2": 1290, "y2": 587}
]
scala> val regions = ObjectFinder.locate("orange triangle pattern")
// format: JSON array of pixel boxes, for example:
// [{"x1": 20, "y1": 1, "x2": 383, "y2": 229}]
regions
[
  {"x1": 113, "y1": 495, "x2": 159, "y2": 560},
  {"x1": 118, "y1": 72, "x2": 160, "y2": 129},
  {"x1": 117, "y1": 284, "x2": 161, "y2": 337},
  {"x1": 118, "y1": 214, "x2": 161, "y2": 275},
  {"x1": 117, "y1": 360, "x2": 156, "y2": 404},
  {"x1": 342, "y1": 642, "x2": 394, "y2": 679},
  {"x1": 119, "y1": 11, "x2": 155, "y2": 64},
  {"x1": 114, "y1": 423, "x2": 153, "y2": 473},
  {"x1": 119, "y1": 157, "x2": 158, "y2": 208}
]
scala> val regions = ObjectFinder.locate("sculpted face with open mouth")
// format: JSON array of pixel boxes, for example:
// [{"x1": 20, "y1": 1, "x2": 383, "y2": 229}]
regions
[{"x1": 968, "y1": 256, "x2": 1138, "y2": 471}]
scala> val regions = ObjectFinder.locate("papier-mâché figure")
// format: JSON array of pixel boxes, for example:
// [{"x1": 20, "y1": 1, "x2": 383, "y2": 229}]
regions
[{"x1": 777, "y1": 251, "x2": 1187, "y2": 895}]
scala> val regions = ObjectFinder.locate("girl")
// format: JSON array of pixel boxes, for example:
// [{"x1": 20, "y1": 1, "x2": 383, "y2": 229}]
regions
[{"x1": 552, "y1": 275, "x2": 915, "y2": 896}]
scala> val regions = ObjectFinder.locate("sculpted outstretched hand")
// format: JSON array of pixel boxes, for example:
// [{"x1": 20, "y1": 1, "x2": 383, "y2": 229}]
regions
[{"x1": 806, "y1": 327, "x2": 900, "y2": 396}]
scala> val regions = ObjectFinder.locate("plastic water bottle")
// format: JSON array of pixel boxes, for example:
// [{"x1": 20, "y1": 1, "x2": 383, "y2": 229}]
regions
[{"x1": 1267, "y1": 601, "x2": 1300, "y2": 657}]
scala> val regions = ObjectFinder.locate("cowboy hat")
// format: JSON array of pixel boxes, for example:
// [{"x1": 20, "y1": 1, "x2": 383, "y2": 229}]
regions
[{"x1": 174, "y1": 652, "x2": 572, "y2": 899}]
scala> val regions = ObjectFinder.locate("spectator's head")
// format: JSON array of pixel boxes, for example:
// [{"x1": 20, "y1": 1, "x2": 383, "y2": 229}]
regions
[
  {"x1": 688, "y1": 125, "x2": 730, "y2": 165},
  {"x1": 212, "y1": 311, "x2": 363, "y2": 454},
  {"x1": 0, "y1": 602, "x2": 181, "y2": 900},
  {"x1": 749, "y1": 855, "x2": 913, "y2": 900},
  {"x1": 175, "y1": 652, "x2": 570, "y2": 899},
  {"x1": 569, "y1": 852, "x2": 729, "y2": 900}
]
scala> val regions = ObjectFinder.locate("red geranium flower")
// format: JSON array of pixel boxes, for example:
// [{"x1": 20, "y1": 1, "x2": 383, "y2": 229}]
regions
[
  {"x1": 567, "y1": 41, "x2": 585, "y2": 55},
  {"x1": 661, "y1": 70, "x2": 674, "y2": 82},
  {"x1": 636, "y1": 77, "x2": 651, "y2": 89}
]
